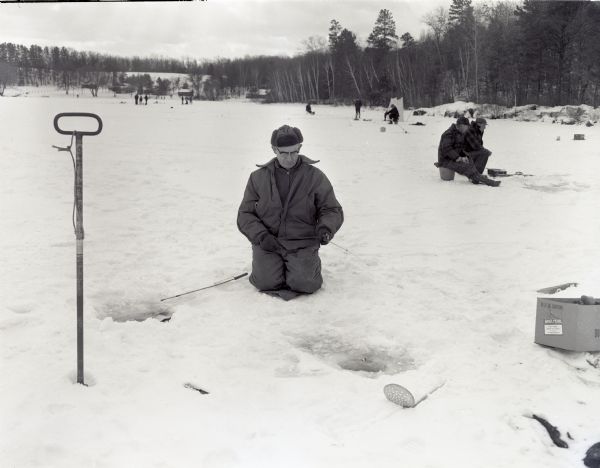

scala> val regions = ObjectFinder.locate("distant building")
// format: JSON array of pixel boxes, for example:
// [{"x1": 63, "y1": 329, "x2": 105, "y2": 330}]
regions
[
  {"x1": 109, "y1": 84, "x2": 136, "y2": 94},
  {"x1": 246, "y1": 88, "x2": 270, "y2": 101}
]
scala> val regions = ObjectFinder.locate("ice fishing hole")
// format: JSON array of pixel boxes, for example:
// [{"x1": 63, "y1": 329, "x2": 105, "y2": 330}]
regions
[
  {"x1": 96, "y1": 298, "x2": 173, "y2": 322},
  {"x1": 338, "y1": 356, "x2": 387, "y2": 373},
  {"x1": 296, "y1": 336, "x2": 416, "y2": 375}
]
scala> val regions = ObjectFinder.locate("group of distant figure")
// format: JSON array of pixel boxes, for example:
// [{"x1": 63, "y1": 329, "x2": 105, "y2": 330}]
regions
[
  {"x1": 134, "y1": 93, "x2": 193, "y2": 105},
  {"x1": 134, "y1": 94, "x2": 148, "y2": 105},
  {"x1": 305, "y1": 99, "x2": 498, "y2": 188},
  {"x1": 306, "y1": 98, "x2": 398, "y2": 124}
]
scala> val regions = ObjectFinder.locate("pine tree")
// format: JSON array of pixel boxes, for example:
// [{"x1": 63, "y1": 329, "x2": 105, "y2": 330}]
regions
[
  {"x1": 401, "y1": 32, "x2": 416, "y2": 48},
  {"x1": 449, "y1": 0, "x2": 474, "y2": 27},
  {"x1": 367, "y1": 9, "x2": 399, "y2": 50},
  {"x1": 328, "y1": 19, "x2": 342, "y2": 51}
]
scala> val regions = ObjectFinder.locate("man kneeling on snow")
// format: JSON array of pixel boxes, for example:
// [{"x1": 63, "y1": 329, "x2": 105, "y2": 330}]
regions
[
  {"x1": 237, "y1": 125, "x2": 344, "y2": 300},
  {"x1": 437, "y1": 116, "x2": 500, "y2": 187}
]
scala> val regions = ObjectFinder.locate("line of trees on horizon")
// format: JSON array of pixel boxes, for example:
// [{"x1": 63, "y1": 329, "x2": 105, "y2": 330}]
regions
[{"x1": 1, "y1": 0, "x2": 599, "y2": 107}]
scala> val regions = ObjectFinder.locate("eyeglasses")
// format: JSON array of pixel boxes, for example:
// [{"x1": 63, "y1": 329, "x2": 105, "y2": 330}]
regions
[{"x1": 277, "y1": 149, "x2": 299, "y2": 156}]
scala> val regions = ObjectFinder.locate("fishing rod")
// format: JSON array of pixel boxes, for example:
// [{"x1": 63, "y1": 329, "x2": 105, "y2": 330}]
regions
[{"x1": 161, "y1": 272, "x2": 248, "y2": 301}]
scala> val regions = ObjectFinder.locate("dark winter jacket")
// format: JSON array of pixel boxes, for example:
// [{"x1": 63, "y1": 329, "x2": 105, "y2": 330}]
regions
[
  {"x1": 385, "y1": 106, "x2": 400, "y2": 120},
  {"x1": 438, "y1": 124, "x2": 466, "y2": 164},
  {"x1": 237, "y1": 155, "x2": 344, "y2": 250},
  {"x1": 464, "y1": 123, "x2": 484, "y2": 152}
]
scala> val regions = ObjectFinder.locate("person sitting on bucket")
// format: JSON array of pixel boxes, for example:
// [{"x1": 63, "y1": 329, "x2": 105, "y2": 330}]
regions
[
  {"x1": 436, "y1": 116, "x2": 500, "y2": 187},
  {"x1": 384, "y1": 104, "x2": 399, "y2": 124},
  {"x1": 237, "y1": 125, "x2": 344, "y2": 299},
  {"x1": 463, "y1": 117, "x2": 492, "y2": 175}
]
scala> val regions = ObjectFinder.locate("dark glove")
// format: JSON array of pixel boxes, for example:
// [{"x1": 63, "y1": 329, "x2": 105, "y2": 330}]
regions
[
  {"x1": 318, "y1": 228, "x2": 331, "y2": 245},
  {"x1": 259, "y1": 233, "x2": 281, "y2": 252}
]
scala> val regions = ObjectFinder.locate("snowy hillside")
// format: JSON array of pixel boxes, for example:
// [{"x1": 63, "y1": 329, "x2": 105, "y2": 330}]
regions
[{"x1": 1, "y1": 95, "x2": 599, "y2": 468}]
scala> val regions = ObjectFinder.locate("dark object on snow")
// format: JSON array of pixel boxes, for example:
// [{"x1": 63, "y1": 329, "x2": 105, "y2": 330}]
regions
[
  {"x1": 585, "y1": 121, "x2": 594, "y2": 127},
  {"x1": 574, "y1": 134, "x2": 585, "y2": 140},
  {"x1": 306, "y1": 103, "x2": 315, "y2": 114},
  {"x1": 584, "y1": 442, "x2": 600, "y2": 468},
  {"x1": 413, "y1": 109, "x2": 427, "y2": 116},
  {"x1": 160, "y1": 272, "x2": 248, "y2": 301},
  {"x1": 487, "y1": 169, "x2": 534, "y2": 178},
  {"x1": 410, "y1": 122, "x2": 426, "y2": 126},
  {"x1": 184, "y1": 383, "x2": 209, "y2": 394},
  {"x1": 487, "y1": 168, "x2": 507, "y2": 177},
  {"x1": 536, "y1": 282, "x2": 578, "y2": 294},
  {"x1": 531, "y1": 414, "x2": 569, "y2": 448}
]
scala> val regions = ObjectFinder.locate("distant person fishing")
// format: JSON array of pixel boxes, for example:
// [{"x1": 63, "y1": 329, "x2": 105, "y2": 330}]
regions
[
  {"x1": 384, "y1": 104, "x2": 399, "y2": 124},
  {"x1": 436, "y1": 117, "x2": 500, "y2": 187}
]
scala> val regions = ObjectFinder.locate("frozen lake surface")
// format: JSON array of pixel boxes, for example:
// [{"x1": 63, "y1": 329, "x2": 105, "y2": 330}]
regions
[{"x1": 1, "y1": 95, "x2": 599, "y2": 467}]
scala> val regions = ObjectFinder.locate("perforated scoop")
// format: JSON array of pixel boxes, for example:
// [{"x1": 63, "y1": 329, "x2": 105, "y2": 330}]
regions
[{"x1": 383, "y1": 383, "x2": 415, "y2": 408}]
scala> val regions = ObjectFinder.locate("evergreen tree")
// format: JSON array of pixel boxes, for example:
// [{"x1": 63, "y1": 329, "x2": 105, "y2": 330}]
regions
[
  {"x1": 449, "y1": 0, "x2": 474, "y2": 27},
  {"x1": 367, "y1": 9, "x2": 398, "y2": 50},
  {"x1": 328, "y1": 19, "x2": 342, "y2": 51},
  {"x1": 401, "y1": 32, "x2": 416, "y2": 48}
]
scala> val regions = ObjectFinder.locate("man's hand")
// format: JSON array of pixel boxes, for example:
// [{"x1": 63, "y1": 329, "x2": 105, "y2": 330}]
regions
[
  {"x1": 259, "y1": 233, "x2": 281, "y2": 252},
  {"x1": 318, "y1": 228, "x2": 331, "y2": 245}
]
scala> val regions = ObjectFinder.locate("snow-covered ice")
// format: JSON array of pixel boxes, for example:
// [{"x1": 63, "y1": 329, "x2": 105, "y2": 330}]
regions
[{"x1": 1, "y1": 93, "x2": 599, "y2": 467}]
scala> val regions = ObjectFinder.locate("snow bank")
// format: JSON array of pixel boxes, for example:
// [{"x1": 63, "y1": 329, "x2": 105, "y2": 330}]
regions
[{"x1": 414, "y1": 100, "x2": 598, "y2": 126}]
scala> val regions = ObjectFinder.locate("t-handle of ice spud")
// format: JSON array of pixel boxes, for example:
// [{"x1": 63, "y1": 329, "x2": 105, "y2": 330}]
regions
[{"x1": 54, "y1": 112, "x2": 103, "y2": 136}]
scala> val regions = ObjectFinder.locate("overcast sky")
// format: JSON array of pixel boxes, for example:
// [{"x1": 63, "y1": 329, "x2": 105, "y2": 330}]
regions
[{"x1": 0, "y1": 0, "x2": 453, "y2": 61}]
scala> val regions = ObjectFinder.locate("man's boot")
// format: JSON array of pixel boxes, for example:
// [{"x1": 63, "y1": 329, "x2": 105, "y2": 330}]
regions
[{"x1": 471, "y1": 172, "x2": 501, "y2": 187}]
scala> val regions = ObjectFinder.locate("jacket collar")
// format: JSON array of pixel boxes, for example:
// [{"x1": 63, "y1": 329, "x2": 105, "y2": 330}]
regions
[{"x1": 256, "y1": 154, "x2": 319, "y2": 169}]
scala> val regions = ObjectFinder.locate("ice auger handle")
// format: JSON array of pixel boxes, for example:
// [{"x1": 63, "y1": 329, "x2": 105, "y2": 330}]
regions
[{"x1": 53, "y1": 112, "x2": 103, "y2": 136}]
